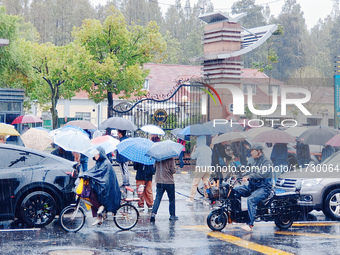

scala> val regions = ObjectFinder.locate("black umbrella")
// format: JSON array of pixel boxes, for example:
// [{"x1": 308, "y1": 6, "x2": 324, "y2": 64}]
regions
[
  {"x1": 297, "y1": 126, "x2": 339, "y2": 146},
  {"x1": 100, "y1": 117, "x2": 137, "y2": 131}
]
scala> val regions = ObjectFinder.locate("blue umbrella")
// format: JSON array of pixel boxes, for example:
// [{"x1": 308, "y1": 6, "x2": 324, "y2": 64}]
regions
[
  {"x1": 203, "y1": 120, "x2": 233, "y2": 135},
  {"x1": 178, "y1": 124, "x2": 213, "y2": 137},
  {"x1": 116, "y1": 137, "x2": 155, "y2": 165},
  {"x1": 145, "y1": 140, "x2": 184, "y2": 161}
]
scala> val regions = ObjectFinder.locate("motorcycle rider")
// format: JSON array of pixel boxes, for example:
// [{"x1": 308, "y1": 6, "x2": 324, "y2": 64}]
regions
[{"x1": 233, "y1": 143, "x2": 273, "y2": 232}]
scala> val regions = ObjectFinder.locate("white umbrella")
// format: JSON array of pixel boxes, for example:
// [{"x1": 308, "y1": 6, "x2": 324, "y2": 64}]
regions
[
  {"x1": 54, "y1": 130, "x2": 92, "y2": 153},
  {"x1": 140, "y1": 124, "x2": 165, "y2": 135}
]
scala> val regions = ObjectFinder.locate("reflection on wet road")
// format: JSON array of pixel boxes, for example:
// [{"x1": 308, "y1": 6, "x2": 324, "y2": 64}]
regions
[{"x1": 1, "y1": 172, "x2": 340, "y2": 254}]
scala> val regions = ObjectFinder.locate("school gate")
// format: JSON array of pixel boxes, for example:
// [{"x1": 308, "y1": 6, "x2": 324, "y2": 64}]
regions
[{"x1": 111, "y1": 82, "x2": 208, "y2": 131}]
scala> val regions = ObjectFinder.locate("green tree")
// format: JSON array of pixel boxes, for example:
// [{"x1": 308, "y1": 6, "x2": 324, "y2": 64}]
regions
[
  {"x1": 23, "y1": 42, "x2": 88, "y2": 128},
  {"x1": 73, "y1": 7, "x2": 166, "y2": 118},
  {"x1": 271, "y1": 0, "x2": 308, "y2": 81}
]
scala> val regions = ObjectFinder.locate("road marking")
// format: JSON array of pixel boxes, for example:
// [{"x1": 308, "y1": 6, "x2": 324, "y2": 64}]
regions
[
  {"x1": 292, "y1": 222, "x2": 340, "y2": 227},
  {"x1": 275, "y1": 231, "x2": 340, "y2": 239},
  {"x1": 182, "y1": 225, "x2": 294, "y2": 255},
  {"x1": 0, "y1": 228, "x2": 40, "y2": 232}
]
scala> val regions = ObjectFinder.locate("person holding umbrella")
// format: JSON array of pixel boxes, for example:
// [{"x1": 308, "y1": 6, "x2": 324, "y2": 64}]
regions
[
  {"x1": 116, "y1": 130, "x2": 130, "y2": 186},
  {"x1": 186, "y1": 136, "x2": 212, "y2": 204},
  {"x1": 150, "y1": 156, "x2": 177, "y2": 222},
  {"x1": 133, "y1": 162, "x2": 155, "y2": 210},
  {"x1": 0, "y1": 135, "x2": 6, "y2": 144}
]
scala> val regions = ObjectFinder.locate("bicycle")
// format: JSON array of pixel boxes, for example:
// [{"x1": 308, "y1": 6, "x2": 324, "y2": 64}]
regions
[{"x1": 59, "y1": 185, "x2": 141, "y2": 232}]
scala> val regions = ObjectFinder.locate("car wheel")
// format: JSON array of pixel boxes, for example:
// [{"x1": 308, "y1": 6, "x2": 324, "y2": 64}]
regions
[
  {"x1": 20, "y1": 191, "x2": 57, "y2": 228},
  {"x1": 323, "y1": 189, "x2": 340, "y2": 220}
]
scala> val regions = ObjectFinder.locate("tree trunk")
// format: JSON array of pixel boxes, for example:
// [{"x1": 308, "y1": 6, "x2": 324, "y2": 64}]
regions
[{"x1": 107, "y1": 91, "x2": 113, "y2": 118}]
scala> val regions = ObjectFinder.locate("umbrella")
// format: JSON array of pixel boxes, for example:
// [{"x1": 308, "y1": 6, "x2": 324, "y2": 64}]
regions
[
  {"x1": 284, "y1": 127, "x2": 308, "y2": 137},
  {"x1": 178, "y1": 124, "x2": 213, "y2": 137},
  {"x1": 326, "y1": 133, "x2": 340, "y2": 147},
  {"x1": 11, "y1": 115, "x2": 43, "y2": 124},
  {"x1": 91, "y1": 135, "x2": 120, "y2": 154},
  {"x1": 298, "y1": 126, "x2": 339, "y2": 146},
  {"x1": 171, "y1": 128, "x2": 182, "y2": 137},
  {"x1": 50, "y1": 125, "x2": 89, "y2": 139},
  {"x1": 140, "y1": 124, "x2": 165, "y2": 135},
  {"x1": 54, "y1": 130, "x2": 92, "y2": 153},
  {"x1": 21, "y1": 128, "x2": 52, "y2": 151},
  {"x1": 203, "y1": 120, "x2": 233, "y2": 135},
  {"x1": 100, "y1": 117, "x2": 137, "y2": 131},
  {"x1": 252, "y1": 130, "x2": 295, "y2": 144},
  {"x1": 65, "y1": 120, "x2": 97, "y2": 130},
  {"x1": 0, "y1": 123, "x2": 20, "y2": 136},
  {"x1": 245, "y1": 127, "x2": 273, "y2": 138},
  {"x1": 212, "y1": 132, "x2": 246, "y2": 145},
  {"x1": 116, "y1": 137, "x2": 155, "y2": 165},
  {"x1": 145, "y1": 140, "x2": 184, "y2": 161}
]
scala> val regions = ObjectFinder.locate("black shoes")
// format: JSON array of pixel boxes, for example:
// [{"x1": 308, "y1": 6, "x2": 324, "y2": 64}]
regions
[
  {"x1": 169, "y1": 216, "x2": 178, "y2": 221},
  {"x1": 150, "y1": 213, "x2": 156, "y2": 222}
]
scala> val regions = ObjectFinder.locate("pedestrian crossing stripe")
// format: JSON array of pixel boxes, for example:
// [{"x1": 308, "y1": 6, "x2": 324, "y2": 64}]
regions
[{"x1": 182, "y1": 225, "x2": 294, "y2": 255}]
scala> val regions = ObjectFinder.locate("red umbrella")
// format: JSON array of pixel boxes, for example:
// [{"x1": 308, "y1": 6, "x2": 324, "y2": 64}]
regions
[
  {"x1": 252, "y1": 130, "x2": 295, "y2": 144},
  {"x1": 12, "y1": 115, "x2": 43, "y2": 124},
  {"x1": 326, "y1": 133, "x2": 340, "y2": 146}
]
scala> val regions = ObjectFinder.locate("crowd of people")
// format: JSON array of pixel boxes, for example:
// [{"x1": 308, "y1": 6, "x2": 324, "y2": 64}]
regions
[{"x1": 6, "y1": 123, "x2": 334, "y2": 230}]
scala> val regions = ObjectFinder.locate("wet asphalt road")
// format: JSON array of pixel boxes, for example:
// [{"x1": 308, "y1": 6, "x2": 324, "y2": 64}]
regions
[{"x1": 1, "y1": 169, "x2": 340, "y2": 255}]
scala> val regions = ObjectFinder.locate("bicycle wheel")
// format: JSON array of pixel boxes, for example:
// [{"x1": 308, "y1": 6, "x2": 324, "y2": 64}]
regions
[
  {"x1": 114, "y1": 204, "x2": 139, "y2": 230},
  {"x1": 59, "y1": 205, "x2": 86, "y2": 232}
]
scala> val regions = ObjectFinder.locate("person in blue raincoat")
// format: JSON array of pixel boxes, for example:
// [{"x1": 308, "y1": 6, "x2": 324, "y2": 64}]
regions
[
  {"x1": 270, "y1": 143, "x2": 289, "y2": 180},
  {"x1": 80, "y1": 146, "x2": 121, "y2": 225},
  {"x1": 321, "y1": 145, "x2": 335, "y2": 163}
]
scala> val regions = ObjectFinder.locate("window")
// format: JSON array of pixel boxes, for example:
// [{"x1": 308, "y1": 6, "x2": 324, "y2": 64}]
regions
[
  {"x1": 75, "y1": 112, "x2": 91, "y2": 121},
  {"x1": 143, "y1": 79, "x2": 149, "y2": 90},
  {"x1": 0, "y1": 148, "x2": 44, "y2": 169},
  {"x1": 243, "y1": 84, "x2": 256, "y2": 95}
]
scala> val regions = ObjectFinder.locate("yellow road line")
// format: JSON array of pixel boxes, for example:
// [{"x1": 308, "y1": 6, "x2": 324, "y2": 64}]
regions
[
  {"x1": 275, "y1": 231, "x2": 340, "y2": 239},
  {"x1": 182, "y1": 225, "x2": 294, "y2": 255},
  {"x1": 292, "y1": 222, "x2": 340, "y2": 227}
]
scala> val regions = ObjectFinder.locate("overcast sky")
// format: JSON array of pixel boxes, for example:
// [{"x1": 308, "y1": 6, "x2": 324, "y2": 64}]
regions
[{"x1": 89, "y1": 0, "x2": 334, "y2": 30}]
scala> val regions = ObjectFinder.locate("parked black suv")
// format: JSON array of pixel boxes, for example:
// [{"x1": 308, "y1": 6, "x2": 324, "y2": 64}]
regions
[{"x1": 0, "y1": 144, "x2": 77, "y2": 227}]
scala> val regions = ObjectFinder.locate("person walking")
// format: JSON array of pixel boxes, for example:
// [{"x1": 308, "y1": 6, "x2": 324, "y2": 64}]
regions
[
  {"x1": 295, "y1": 141, "x2": 310, "y2": 168},
  {"x1": 321, "y1": 145, "x2": 335, "y2": 162},
  {"x1": 186, "y1": 136, "x2": 212, "y2": 204},
  {"x1": 134, "y1": 162, "x2": 155, "y2": 210},
  {"x1": 233, "y1": 143, "x2": 273, "y2": 232},
  {"x1": 150, "y1": 157, "x2": 177, "y2": 222},
  {"x1": 116, "y1": 129, "x2": 130, "y2": 186},
  {"x1": 270, "y1": 143, "x2": 288, "y2": 180},
  {"x1": 177, "y1": 138, "x2": 186, "y2": 169}
]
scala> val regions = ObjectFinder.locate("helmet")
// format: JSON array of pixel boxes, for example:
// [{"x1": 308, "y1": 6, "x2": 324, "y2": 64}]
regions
[{"x1": 250, "y1": 143, "x2": 263, "y2": 151}]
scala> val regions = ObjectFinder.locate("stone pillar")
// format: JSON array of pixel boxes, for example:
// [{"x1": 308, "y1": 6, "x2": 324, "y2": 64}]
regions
[{"x1": 201, "y1": 18, "x2": 243, "y2": 120}]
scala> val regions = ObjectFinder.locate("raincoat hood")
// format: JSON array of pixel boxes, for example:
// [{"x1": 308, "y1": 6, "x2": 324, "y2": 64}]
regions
[
  {"x1": 80, "y1": 145, "x2": 121, "y2": 213},
  {"x1": 95, "y1": 146, "x2": 107, "y2": 162},
  {"x1": 196, "y1": 136, "x2": 206, "y2": 147}
]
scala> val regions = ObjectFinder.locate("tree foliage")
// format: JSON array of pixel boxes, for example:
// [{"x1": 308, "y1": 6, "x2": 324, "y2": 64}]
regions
[{"x1": 73, "y1": 7, "x2": 166, "y2": 117}]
